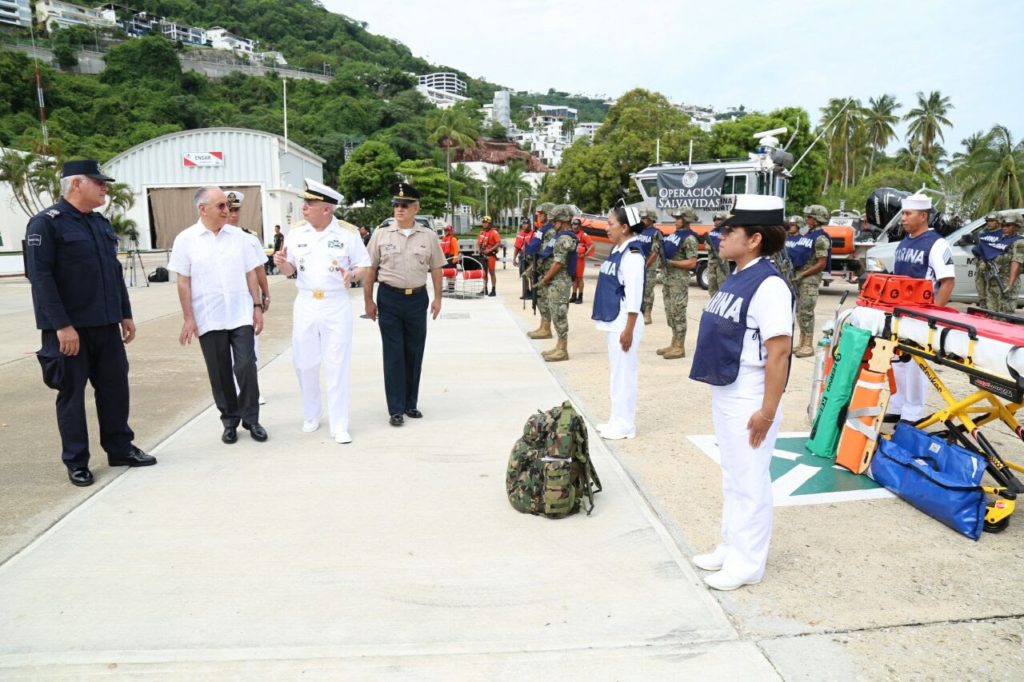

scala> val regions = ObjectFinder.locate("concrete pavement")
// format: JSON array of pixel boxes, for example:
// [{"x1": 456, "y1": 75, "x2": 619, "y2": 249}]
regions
[{"x1": 0, "y1": 283, "x2": 779, "y2": 679}]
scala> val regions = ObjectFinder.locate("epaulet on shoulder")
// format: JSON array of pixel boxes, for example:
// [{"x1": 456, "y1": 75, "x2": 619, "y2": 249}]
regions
[{"x1": 45, "y1": 208, "x2": 61, "y2": 219}]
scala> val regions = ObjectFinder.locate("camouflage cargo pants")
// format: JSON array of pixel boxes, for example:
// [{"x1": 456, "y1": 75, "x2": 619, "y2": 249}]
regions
[
  {"x1": 547, "y1": 274, "x2": 572, "y2": 338},
  {"x1": 992, "y1": 280, "x2": 1020, "y2": 314},
  {"x1": 642, "y1": 264, "x2": 658, "y2": 314},
  {"x1": 535, "y1": 258, "x2": 551, "y2": 321},
  {"x1": 796, "y1": 273, "x2": 821, "y2": 337},
  {"x1": 662, "y1": 273, "x2": 690, "y2": 336},
  {"x1": 706, "y1": 258, "x2": 725, "y2": 298},
  {"x1": 976, "y1": 272, "x2": 989, "y2": 311}
]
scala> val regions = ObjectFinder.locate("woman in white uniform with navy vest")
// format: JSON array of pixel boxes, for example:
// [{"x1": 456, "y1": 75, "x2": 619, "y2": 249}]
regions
[
  {"x1": 689, "y1": 196, "x2": 794, "y2": 591},
  {"x1": 592, "y1": 205, "x2": 646, "y2": 440}
]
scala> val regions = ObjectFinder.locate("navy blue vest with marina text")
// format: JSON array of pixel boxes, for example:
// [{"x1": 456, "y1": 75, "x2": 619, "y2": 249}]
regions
[
  {"x1": 893, "y1": 230, "x2": 943, "y2": 280},
  {"x1": 591, "y1": 245, "x2": 641, "y2": 322},
  {"x1": 975, "y1": 230, "x2": 1018, "y2": 262},
  {"x1": 662, "y1": 228, "x2": 695, "y2": 261},
  {"x1": 635, "y1": 226, "x2": 659, "y2": 260},
  {"x1": 785, "y1": 228, "x2": 830, "y2": 270},
  {"x1": 550, "y1": 228, "x2": 579, "y2": 274},
  {"x1": 524, "y1": 222, "x2": 553, "y2": 257},
  {"x1": 538, "y1": 225, "x2": 560, "y2": 259},
  {"x1": 689, "y1": 258, "x2": 786, "y2": 386}
]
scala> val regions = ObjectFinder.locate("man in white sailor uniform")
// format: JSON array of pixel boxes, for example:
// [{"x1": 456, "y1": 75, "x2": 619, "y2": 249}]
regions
[
  {"x1": 273, "y1": 179, "x2": 370, "y2": 444},
  {"x1": 888, "y1": 192, "x2": 955, "y2": 423}
]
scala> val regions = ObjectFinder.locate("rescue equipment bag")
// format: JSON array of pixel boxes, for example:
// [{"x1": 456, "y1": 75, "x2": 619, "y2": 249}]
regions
[
  {"x1": 506, "y1": 401, "x2": 601, "y2": 518},
  {"x1": 871, "y1": 424, "x2": 987, "y2": 540},
  {"x1": 807, "y1": 325, "x2": 872, "y2": 458}
]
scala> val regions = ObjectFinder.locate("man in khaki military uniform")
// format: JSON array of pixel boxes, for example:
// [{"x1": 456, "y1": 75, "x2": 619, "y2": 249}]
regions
[
  {"x1": 363, "y1": 182, "x2": 446, "y2": 427},
  {"x1": 636, "y1": 208, "x2": 662, "y2": 325}
]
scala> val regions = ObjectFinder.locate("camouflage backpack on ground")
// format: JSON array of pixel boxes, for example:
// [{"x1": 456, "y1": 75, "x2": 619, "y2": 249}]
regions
[{"x1": 506, "y1": 401, "x2": 602, "y2": 518}]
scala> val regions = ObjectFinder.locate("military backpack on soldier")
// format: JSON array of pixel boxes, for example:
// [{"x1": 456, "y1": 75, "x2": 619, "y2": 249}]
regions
[{"x1": 506, "y1": 401, "x2": 601, "y2": 518}]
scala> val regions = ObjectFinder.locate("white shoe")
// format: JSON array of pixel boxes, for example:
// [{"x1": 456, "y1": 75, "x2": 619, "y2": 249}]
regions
[
  {"x1": 302, "y1": 419, "x2": 320, "y2": 433},
  {"x1": 334, "y1": 431, "x2": 352, "y2": 444},
  {"x1": 600, "y1": 430, "x2": 635, "y2": 440},
  {"x1": 258, "y1": 395, "x2": 266, "y2": 405},
  {"x1": 704, "y1": 570, "x2": 761, "y2": 591},
  {"x1": 693, "y1": 548, "x2": 728, "y2": 572}
]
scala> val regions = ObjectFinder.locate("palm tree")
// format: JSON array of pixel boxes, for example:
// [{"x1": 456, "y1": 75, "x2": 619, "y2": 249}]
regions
[
  {"x1": 818, "y1": 98, "x2": 862, "y2": 190},
  {"x1": 863, "y1": 94, "x2": 901, "y2": 176},
  {"x1": 426, "y1": 108, "x2": 479, "y2": 222},
  {"x1": 0, "y1": 149, "x2": 59, "y2": 217},
  {"x1": 484, "y1": 166, "x2": 531, "y2": 227},
  {"x1": 957, "y1": 125, "x2": 1024, "y2": 214},
  {"x1": 904, "y1": 90, "x2": 954, "y2": 173}
]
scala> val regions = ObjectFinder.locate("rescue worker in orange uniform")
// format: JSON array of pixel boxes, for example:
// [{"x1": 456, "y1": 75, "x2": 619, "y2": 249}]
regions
[
  {"x1": 477, "y1": 216, "x2": 501, "y2": 297},
  {"x1": 440, "y1": 224, "x2": 460, "y2": 292},
  {"x1": 571, "y1": 218, "x2": 595, "y2": 304}
]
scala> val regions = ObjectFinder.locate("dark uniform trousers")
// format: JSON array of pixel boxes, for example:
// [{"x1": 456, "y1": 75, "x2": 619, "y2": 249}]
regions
[
  {"x1": 377, "y1": 284, "x2": 428, "y2": 416},
  {"x1": 198, "y1": 325, "x2": 260, "y2": 428},
  {"x1": 41, "y1": 324, "x2": 133, "y2": 469}
]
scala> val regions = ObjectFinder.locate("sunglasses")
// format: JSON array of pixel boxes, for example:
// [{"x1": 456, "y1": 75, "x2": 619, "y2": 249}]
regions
[
  {"x1": 205, "y1": 201, "x2": 229, "y2": 210},
  {"x1": 392, "y1": 201, "x2": 412, "y2": 209},
  {"x1": 571, "y1": 222, "x2": 581, "y2": 227}
]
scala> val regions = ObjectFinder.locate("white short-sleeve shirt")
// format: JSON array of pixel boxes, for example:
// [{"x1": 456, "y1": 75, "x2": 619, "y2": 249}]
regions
[
  {"x1": 595, "y1": 237, "x2": 645, "y2": 333},
  {"x1": 739, "y1": 257, "x2": 794, "y2": 373},
  {"x1": 285, "y1": 219, "x2": 371, "y2": 293},
  {"x1": 168, "y1": 223, "x2": 265, "y2": 335}
]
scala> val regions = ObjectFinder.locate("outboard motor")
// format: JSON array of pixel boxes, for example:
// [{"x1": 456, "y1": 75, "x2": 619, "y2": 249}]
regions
[{"x1": 863, "y1": 188, "x2": 910, "y2": 237}]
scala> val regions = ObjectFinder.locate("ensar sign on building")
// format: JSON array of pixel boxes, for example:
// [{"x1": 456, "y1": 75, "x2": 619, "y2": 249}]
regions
[{"x1": 183, "y1": 151, "x2": 224, "y2": 168}]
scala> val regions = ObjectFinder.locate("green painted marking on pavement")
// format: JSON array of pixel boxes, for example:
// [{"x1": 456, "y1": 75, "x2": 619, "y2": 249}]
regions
[{"x1": 774, "y1": 436, "x2": 883, "y2": 495}]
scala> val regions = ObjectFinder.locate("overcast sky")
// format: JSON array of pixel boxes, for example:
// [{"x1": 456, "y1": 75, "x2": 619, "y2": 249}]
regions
[{"x1": 322, "y1": 0, "x2": 1021, "y2": 156}]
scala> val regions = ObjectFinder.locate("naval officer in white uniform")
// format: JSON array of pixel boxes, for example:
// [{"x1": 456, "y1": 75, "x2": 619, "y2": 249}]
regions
[
  {"x1": 689, "y1": 195, "x2": 793, "y2": 591},
  {"x1": 273, "y1": 179, "x2": 370, "y2": 444}
]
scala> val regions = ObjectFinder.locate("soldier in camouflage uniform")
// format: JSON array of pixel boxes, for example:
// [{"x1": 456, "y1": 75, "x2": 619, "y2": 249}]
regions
[
  {"x1": 705, "y1": 211, "x2": 730, "y2": 297},
  {"x1": 773, "y1": 215, "x2": 803, "y2": 288},
  {"x1": 993, "y1": 211, "x2": 1024, "y2": 314},
  {"x1": 635, "y1": 207, "x2": 663, "y2": 325},
  {"x1": 790, "y1": 205, "x2": 832, "y2": 358},
  {"x1": 538, "y1": 205, "x2": 579, "y2": 362},
  {"x1": 975, "y1": 211, "x2": 1003, "y2": 310},
  {"x1": 658, "y1": 207, "x2": 700, "y2": 359},
  {"x1": 526, "y1": 203, "x2": 556, "y2": 339}
]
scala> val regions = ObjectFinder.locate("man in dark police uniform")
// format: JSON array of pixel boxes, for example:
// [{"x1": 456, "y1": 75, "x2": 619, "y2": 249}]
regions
[{"x1": 25, "y1": 160, "x2": 156, "y2": 487}]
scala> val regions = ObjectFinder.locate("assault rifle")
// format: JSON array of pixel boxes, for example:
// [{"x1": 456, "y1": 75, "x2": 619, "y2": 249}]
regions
[{"x1": 704, "y1": 230, "x2": 731, "y2": 278}]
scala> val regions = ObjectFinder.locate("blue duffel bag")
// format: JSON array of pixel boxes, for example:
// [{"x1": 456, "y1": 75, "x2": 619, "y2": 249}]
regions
[{"x1": 870, "y1": 424, "x2": 987, "y2": 540}]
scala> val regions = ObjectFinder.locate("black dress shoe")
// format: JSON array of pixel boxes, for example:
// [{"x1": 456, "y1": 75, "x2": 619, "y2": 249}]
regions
[
  {"x1": 389, "y1": 414, "x2": 404, "y2": 427},
  {"x1": 488, "y1": 290, "x2": 496, "y2": 297},
  {"x1": 68, "y1": 466, "x2": 94, "y2": 487},
  {"x1": 404, "y1": 409, "x2": 423, "y2": 419},
  {"x1": 108, "y1": 445, "x2": 157, "y2": 467},
  {"x1": 222, "y1": 426, "x2": 238, "y2": 444},
  {"x1": 242, "y1": 422, "x2": 269, "y2": 442}
]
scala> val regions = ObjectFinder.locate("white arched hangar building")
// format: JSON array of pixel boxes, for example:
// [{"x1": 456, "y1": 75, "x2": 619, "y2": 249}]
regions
[{"x1": 105, "y1": 127, "x2": 325, "y2": 250}]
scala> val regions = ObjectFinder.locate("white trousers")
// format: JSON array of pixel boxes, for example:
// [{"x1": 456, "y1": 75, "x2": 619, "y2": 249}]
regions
[
  {"x1": 888, "y1": 359, "x2": 929, "y2": 422},
  {"x1": 604, "y1": 322, "x2": 644, "y2": 435},
  {"x1": 710, "y1": 371, "x2": 782, "y2": 582},
  {"x1": 292, "y1": 295, "x2": 354, "y2": 435}
]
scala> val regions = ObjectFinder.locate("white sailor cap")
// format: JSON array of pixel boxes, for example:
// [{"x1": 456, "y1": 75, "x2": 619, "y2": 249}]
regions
[
  {"x1": 301, "y1": 178, "x2": 342, "y2": 205},
  {"x1": 721, "y1": 194, "x2": 785, "y2": 227},
  {"x1": 901, "y1": 193, "x2": 932, "y2": 211},
  {"x1": 226, "y1": 190, "x2": 245, "y2": 208}
]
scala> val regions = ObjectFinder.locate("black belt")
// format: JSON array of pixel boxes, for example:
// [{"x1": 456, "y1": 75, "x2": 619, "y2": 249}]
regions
[{"x1": 379, "y1": 282, "x2": 426, "y2": 295}]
